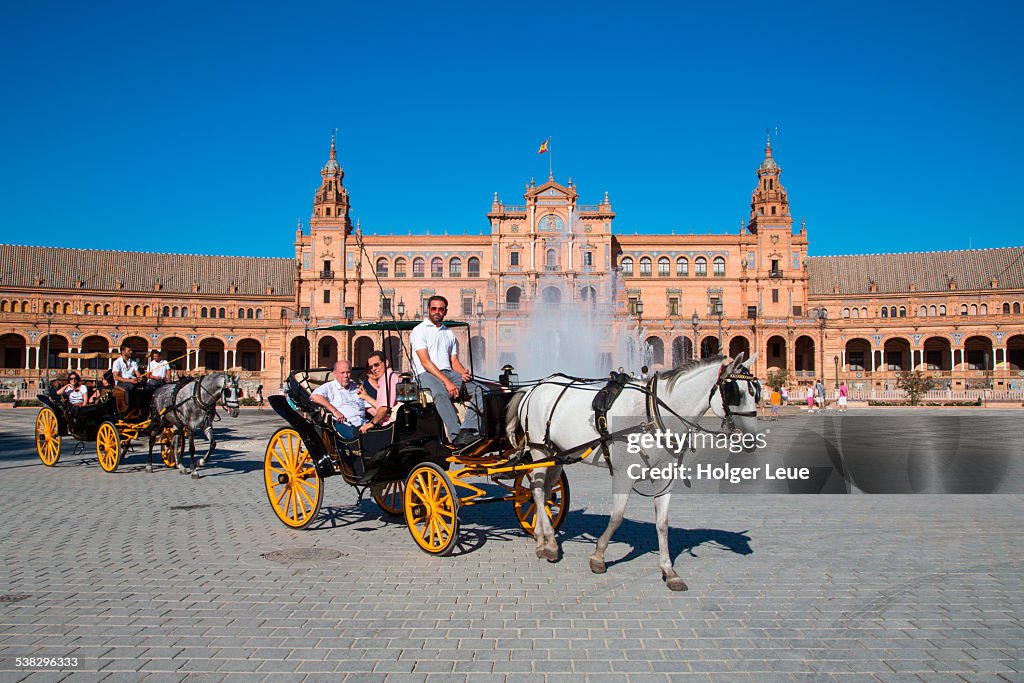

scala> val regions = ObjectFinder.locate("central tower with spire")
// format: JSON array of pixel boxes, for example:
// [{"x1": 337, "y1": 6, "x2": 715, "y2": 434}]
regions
[{"x1": 747, "y1": 132, "x2": 791, "y2": 235}]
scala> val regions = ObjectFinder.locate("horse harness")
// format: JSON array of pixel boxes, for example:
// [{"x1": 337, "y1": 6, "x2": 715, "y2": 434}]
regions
[
  {"x1": 519, "y1": 367, "x2": 761, "y2": 473},
  {"x1": 162, "y1": 377, "x2": 222, "y2": 426}
]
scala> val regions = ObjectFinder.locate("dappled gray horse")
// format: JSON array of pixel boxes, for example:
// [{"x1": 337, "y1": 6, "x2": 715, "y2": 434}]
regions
[
  {"x1": 147, "y1": 373, "x2": 240, "y2": 478},
  {"x1": 505, "y1": 353, "x2": 761, "y2": 591}
]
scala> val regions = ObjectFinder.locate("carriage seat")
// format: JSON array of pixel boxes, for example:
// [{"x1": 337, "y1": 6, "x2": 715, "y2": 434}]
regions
[
  {"x1": 417, "y1": 388, "x2": 468, "y2": 422},
  {"x1": 111, "y1": 387, "x2": 129, "y2": 414}
]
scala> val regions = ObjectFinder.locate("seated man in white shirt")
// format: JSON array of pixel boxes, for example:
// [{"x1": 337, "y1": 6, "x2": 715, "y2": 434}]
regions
[
  {"x1": 147, "y1": 349, "x2": 171, "y2": 386},
  {"x1": 411, "y1": 295, "x2": 485, "y2": 447},
  {"x1": 310, "y1": 360, "x2": 375, "y2": 441}
]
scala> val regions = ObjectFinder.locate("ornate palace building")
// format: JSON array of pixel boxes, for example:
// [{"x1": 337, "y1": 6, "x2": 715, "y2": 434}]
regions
[{"x1": 2, "y1": 135, "x2": 1023, "y2": 397}]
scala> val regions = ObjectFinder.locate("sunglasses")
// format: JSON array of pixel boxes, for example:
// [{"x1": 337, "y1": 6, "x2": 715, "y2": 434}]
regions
[
  {"x1": 429, "y1": 306, "x2": 447, "y2": 312},
  {"x1": 368, "y1": 361, "x2": 383, "y2": 368}
]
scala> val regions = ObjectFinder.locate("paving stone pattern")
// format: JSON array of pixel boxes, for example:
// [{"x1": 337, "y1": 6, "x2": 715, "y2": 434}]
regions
[{"x1": 1, "y1": 408, "x2": 1022, "y2": 682}]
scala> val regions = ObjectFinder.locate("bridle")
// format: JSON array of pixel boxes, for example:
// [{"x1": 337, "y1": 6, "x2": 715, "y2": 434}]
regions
[{"x1": 708, "y1": 366, "x2": 761, "y2": 431}]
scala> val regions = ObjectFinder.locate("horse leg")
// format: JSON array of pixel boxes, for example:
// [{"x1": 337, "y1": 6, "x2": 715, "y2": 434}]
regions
[
  {"x1": 537, "y1": 464, "x2": 563, "y2": 562},
  {"x1": 175, "y1": 429, "x2": 189, "y2": 475},
  {"x1": 530, "y1": 466, "x2": 558, "y2": 562},
  {"x1": 146, "y1": 431, "x2": 156, "y2": 473},
  {"x1": 198, "y1": 424, "x2": 215, "y2": 468},
  {"x1": 654, "y1": 493, "x2": 686, "y2": 591},
  {"x1": 589, "y1": 492, "x2": 629, "y2": 574},
  {"x1": 190, "y1": 430, "x2": 200, "y2": 479}
]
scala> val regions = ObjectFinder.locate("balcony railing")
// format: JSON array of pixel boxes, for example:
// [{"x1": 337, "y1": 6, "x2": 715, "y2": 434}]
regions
[
  {"x1": 320, "y1": 270, "x2": 335, "y2": 279},
  {"x1": 769, "y1": 269, "x2": 784, "y2": 278}
]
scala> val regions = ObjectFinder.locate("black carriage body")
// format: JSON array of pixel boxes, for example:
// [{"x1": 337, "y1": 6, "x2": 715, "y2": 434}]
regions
[{"x1": 37, "y1": 388, "x2": 118, "y2": 441}]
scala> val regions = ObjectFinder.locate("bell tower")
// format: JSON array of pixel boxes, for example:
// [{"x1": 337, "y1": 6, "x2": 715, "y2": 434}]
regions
[
  {"x1": 747, "y1": 132, "x2": 791, "y2": 234},
  {"x1": 311, "y1": 132, "x2": 352, "y2": 234}
]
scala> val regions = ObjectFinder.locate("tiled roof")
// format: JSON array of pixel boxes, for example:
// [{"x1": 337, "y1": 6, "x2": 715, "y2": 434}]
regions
[
  {"x1": 808, "y1": 247, "x2": 1024, "y2": 296},
  {"x1": 0, "y1": 244, "x2": 295, "y2": 297}
]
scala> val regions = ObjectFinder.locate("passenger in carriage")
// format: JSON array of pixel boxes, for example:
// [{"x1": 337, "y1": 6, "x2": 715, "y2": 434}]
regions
[
  {"x1": 358, "y1": 350, "x2": 399, "y2": 427},
  {"x1": 57, "y1": 372, "x2": 88, "y2": 408},
  {"x1": 88, "y1": 371, "x2": 114, "y2": 405},
  {"x1": 310, "y1": 360, "x2": 382, "y2": 441},
  {"x1": 410, "y1": 295, "x2": 485, "y2": 447}
]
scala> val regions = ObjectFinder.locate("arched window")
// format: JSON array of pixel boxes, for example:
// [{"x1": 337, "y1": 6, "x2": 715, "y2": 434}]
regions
[
  {"x1": 639, "y1": 257, "x2": 652, "y2": 276},
  {"x1": 181, "y1": 307, "x2": 188, "y2": 318},
  {"x1": 852, "y1": 308, "x2": 859, "y2": 319},
  {"x1": 621, "y1": 257, "x2": 633, "y2": 276},
  {"x1": 1015, "y1": 302, "x2": 1022, "y2": 315},
  {"x1": 970, "y1": 303, "x2": 978, "y2": 315},
  {"x1": 694, "y1": 257, "x2": 707, "y2": 276},
  {"x1": 890, "y1": 306, "x2": 897, "y2": 317},
  {"x1": 939, "y1": 305, "x2": 946, "y2": 316},
  {"x1": 929, "y1": 305, "x2": 936, "y2": 316},
  {"x1": 980, "y1": 303, "x2": 988, "y2": 315},
  {"x1": 1004, "y1": 303, "x2": 1012, "y2": 314},
  {"x1": 430, "y1": 257, "x2": 444, "y2": 278},
  {"x1": 394, "y1": 258, "x2": 407, "y2": 278},
  {"x1": 375, "y1": 258, "x2": 389, "y2": 277},
  {"x1": 843, "y1": 308, "x2": 850, "y2": 318},
  {"x1": 255, "y1": 309, "x2": 262, "y2": 319},
  {"x1": 143, "y1": 306, "x2": 150, "y2": 316},
  {"x1": 163, "y1": 306, "x2": 170, "y2": 317},
  {"x1": 676, "y1": 257, "x2": 688, "y2": 276},
  {"x1": 132, "y1": 305, "x2": 140, "y2": 316},
  {"x1": 201, "y1": 307, "x2": 208, "y2": 318},
  {"x1": 467, "y1": 257, "x2": 480, "y2": 278},
  {"x1": 861, "y1": 307, "x2": 868, "y2": 318},
  {"x1": 919, "y1": 306, "x2": 927, "y2": 317},
  {"x1": 899, "y1": 307, "x2": 906, "y2": 317},
  {"x1": 247, "y1": 308, "x2": 254, "y2": 319},
  {"x1": 713, "y1": 256, "x2": 726, "y2": 277},
  {"x1": 238, "y1": 308, "x2": 245, "y2": 318},
  {"x1": 657, "y1": 257, "x2": 670, "y2": 277},
  {"x1": 122, "y1": 305, "x2": 129, "y2": 316},
  {"x1": 505, "y1": 286, "x2": 522, "y2": 310},
  {"x1": 412, "y1": 257, "x2": 425, "y2": 278},
  {"x1": 218, "y1": 307, "x2": 226, "y2": 318},
  {"x1": 546, "y1": 249, "x2": 558, "y2": 269},
  {"x1": 881, "y1": 307, "x2": 888, "y2": 318},
  {"x1": 961, "y1": 304, "x2": 968, "y2": 315},
  {"x1": 63, "y1": 303, "x2": 70, "y2": 314},
  {"x1": 83, "y1": 303, "x2": 90, "y2": 315},
  {"x1": 449, "y1": 258, "x2": 462, "y2": 277},
  {"x1": 172, "y1": 306, "x2": 180, "y2": 317}
]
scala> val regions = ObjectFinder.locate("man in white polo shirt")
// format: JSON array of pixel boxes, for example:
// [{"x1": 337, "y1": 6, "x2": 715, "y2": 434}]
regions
[
  {"x1": 311, "y1": 360, "x2": 372, "y2": 441},
  {"x1": 147, "y1": 349, "x2": 171, "y2": 386},
  {"x1": 411, "y1": 295, "x2": 484, "y2": 447}
]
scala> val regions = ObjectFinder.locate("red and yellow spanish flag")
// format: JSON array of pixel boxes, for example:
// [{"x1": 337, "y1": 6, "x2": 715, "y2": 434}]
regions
[{"x1": 537, "y1": 138, "x2": 549, "y2": 154}]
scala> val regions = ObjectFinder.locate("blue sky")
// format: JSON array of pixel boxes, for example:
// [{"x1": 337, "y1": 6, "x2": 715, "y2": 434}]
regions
[{"x1": 1, "y1": 1, "x2": 1020, "y2": 257}]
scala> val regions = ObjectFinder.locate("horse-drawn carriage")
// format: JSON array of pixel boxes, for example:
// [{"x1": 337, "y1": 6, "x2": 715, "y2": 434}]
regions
[
  {"x1": 34, "y1": 352, "x2": 176, "y2": 472},
  {"x1": 263, "y1": 320, "x2": 569, "y2": 555}
]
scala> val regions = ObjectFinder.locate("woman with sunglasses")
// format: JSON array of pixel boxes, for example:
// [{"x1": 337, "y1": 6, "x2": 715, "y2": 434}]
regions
[
  {"x1": 58, "y1": 372, "x2": 89, "y2": 407},
  {"x1": 358, "y1": 350, "x2": 399, "y2": 427}
]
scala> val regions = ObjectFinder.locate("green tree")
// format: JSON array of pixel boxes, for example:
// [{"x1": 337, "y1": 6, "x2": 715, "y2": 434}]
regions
[
  {"x1": 765, "y1": 369, "x2": 790, "y2": 393},
  {"x1": 896, "y1": 370, "x2": 935, "y2": 406}
]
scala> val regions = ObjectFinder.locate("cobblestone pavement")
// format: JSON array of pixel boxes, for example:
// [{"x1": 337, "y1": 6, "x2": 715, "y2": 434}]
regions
[{"x1": 1, "y1": 407, "x2": 1022, "y2": 682}]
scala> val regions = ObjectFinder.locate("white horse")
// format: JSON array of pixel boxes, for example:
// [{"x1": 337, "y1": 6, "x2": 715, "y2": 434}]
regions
[{"x1": 505, "y1": 353, "x2": 762, "y2": 591}]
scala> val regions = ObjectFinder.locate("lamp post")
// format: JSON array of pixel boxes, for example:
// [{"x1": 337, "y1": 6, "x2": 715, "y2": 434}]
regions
[
  {"x1": 715, "y1": 304, "x2": 723, "y2": 357},
  {"x1": 833, "y1": 354, "x2": 839, "y2": 389},
  {"x1": 279, "y1": 355, "x2": 285, "y2": 391},
  {"x1": 397, "y1": 299, "x2": 405, "y2": 320},
  {"x1": 635, "y1": 299, "x2": 644, "y2": 330},
  {"x1": 302, "y1": 313, "x2": 311, "y2": 370},
  {"x1": 691, "y1": 310, "x2": 700, "y2": 360},
  {"x1": 813, "y1": 306, "x2": 828, "y2": 383}
]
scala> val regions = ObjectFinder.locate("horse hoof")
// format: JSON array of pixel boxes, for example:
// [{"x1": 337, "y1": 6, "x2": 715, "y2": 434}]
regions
[
  {"x1": 664, "y1": 576, "x2": 688, "y2": 592},
  {"x1": 179, "y1": 468, "x2": 188, "y2": 475},
  {"x1": 589, "y1": 557, "x2": 607, "y2": 574},
  {"x1": 535, "y1": 547, "x2": 546, "y2": 560},
  {"x1": 198, "y1": 459, "x2": 207, "y2": 467},
  {"x1": 145, "y1": 465, "x2": 153, "y2": 473}
]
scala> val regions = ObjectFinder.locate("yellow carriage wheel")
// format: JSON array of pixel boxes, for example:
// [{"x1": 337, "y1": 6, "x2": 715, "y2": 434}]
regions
[
  {"x1": 35, "y1": 407, "x2": 62, "y2": 466},
  {"x1": 264, "y1": 428, "x2": 323, "y2": 529},
  {"x1": 160, "y1": 427, "x2": 176, "y2": 468},
  {"x1": 371, "y1": 480, "x2": 405, "y2": 516},
  {"x1": 512, "y1": 470, "x2": 571, "y2": 534},
  {"x1": 96, "y1": 421, "x2": 122, "y2": 473},
  {"x1": 404, "y1": 463, "x2": 460, "y2": 556}
]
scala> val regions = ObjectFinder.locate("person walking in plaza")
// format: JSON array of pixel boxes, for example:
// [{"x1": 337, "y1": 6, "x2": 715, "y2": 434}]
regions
[
  {"x1": 256, "y1": 384, "x2": 265, "y2": 411},
  {"x1": 411, "y1": 295, "x2": 485, "y2": 447},
  {"x1": 769, "y1": 387, "x2": 781, "y2": 421},
  {"x1": 838, "y1": 381, "x2": 849, "y2": 412},
  {"x1": 146, "y1": 349, "x2": 171, "y2": 386},
  {"x1": 815, "y1": 378, "x2": 826, "y2": 410},
  {"x1": 781, "y1": 384, "x2": 789, "y2": 405},
  {"x1": 310, "y1": 360, "x2": 373, "y2": 440},
  {"x1": 806, "y1": 384, "x2": 815, "y2": 413}
]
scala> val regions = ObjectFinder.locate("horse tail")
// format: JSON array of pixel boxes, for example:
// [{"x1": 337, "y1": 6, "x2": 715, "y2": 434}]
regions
[{"x1": 505, "y1": 389, "x2": 528, "y2": 450}]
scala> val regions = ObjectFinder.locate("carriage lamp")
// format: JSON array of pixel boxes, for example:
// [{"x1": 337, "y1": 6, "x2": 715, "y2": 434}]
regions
[
  {"x1": 499, "y1": 364, "x2": 519, "y2": 389},
  {"x1": 396, "y1": 372, "x2": 418, "y2": 402},
  {"x1": 397, "y1": 299, "x2": 405, "y2": 320}
]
